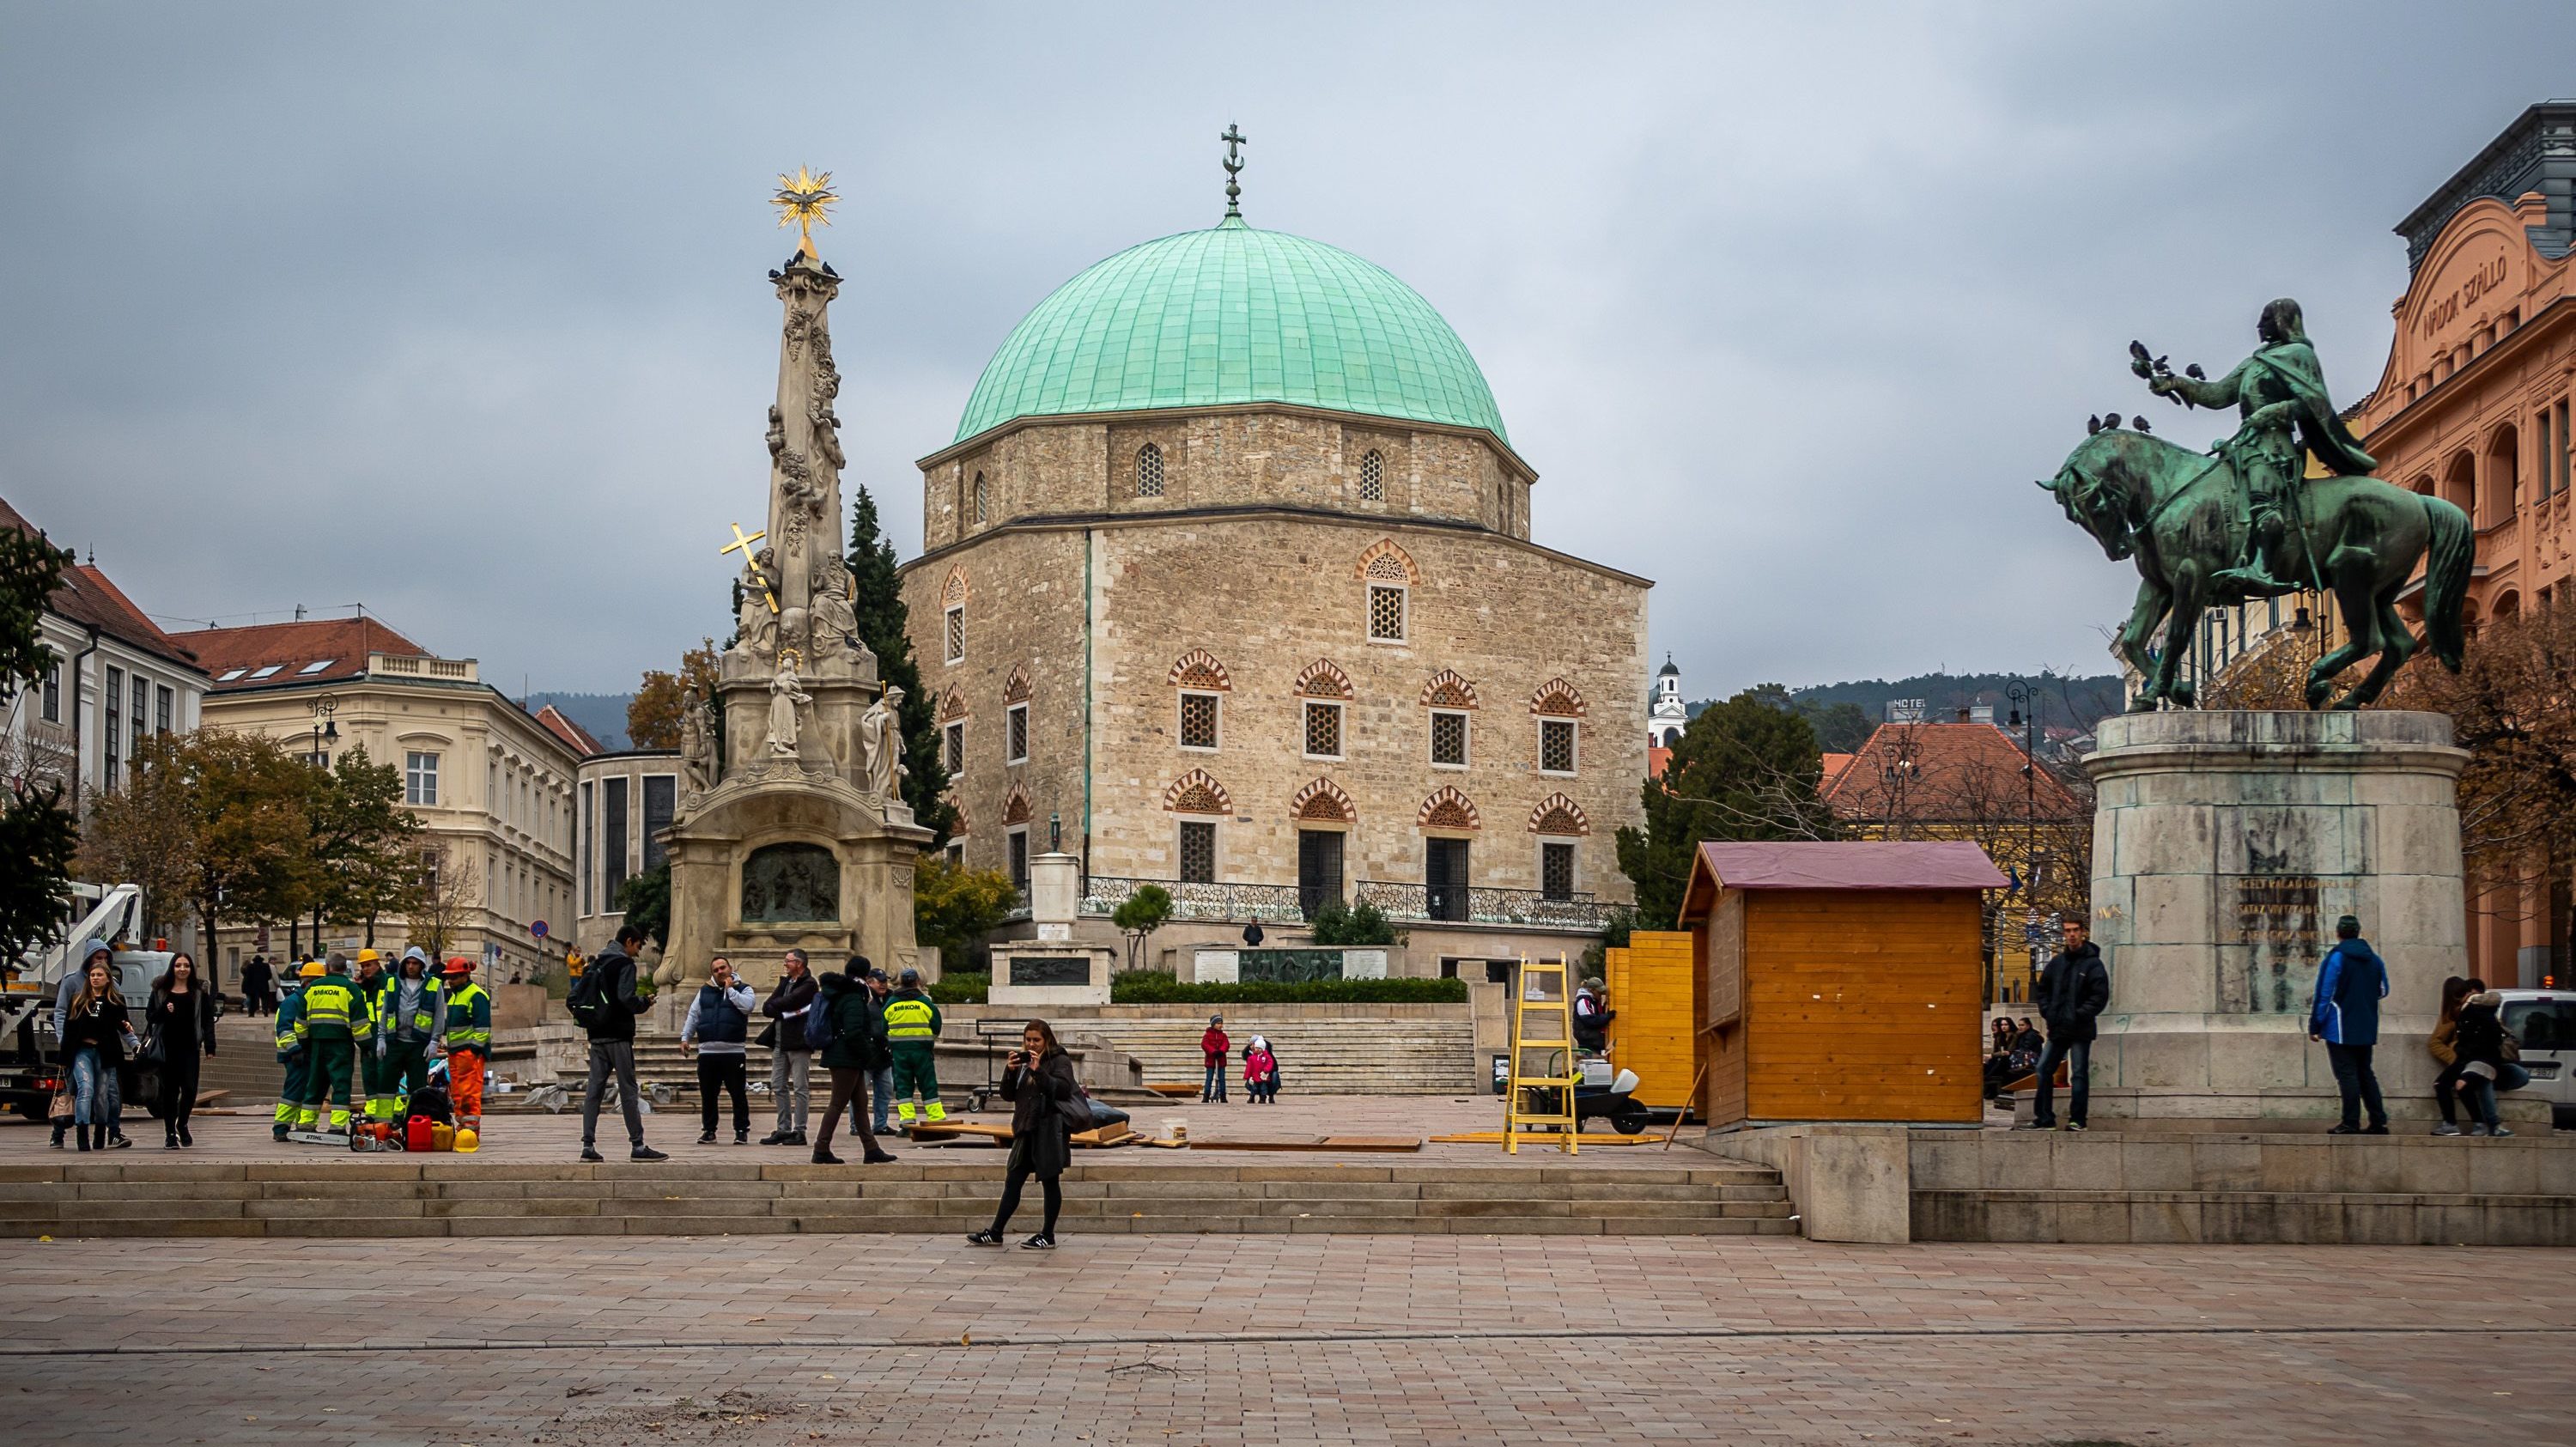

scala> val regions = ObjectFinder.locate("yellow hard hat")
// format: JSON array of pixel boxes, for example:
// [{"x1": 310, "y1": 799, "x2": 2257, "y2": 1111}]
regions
[
  {"x1": 300, "y1": 962, "x2": 327, "y2": 978},
  {"x1": 355, "y1": 949, "x2": 380, "y2": 965},
  {"x1": 453, "y1": 1127, "x2": 479, "y2": 1153}
]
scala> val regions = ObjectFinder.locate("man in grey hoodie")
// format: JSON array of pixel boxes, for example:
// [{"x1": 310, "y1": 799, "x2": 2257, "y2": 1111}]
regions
[{"x1": 52, "y1": 940, "x2": 128, "y2": 1149}]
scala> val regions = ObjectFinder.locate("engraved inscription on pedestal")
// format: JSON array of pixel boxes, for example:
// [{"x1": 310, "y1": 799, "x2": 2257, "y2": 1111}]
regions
[
  {"x1": 1007, "y1": 954, "x2": 1094, "y2": 988},
  {"x1": 742, "y1": 842, "x2": 840, "y2": 924},
  {"x1": 2226, "y1": 874, "x2": 2320, "y2": 1014}
]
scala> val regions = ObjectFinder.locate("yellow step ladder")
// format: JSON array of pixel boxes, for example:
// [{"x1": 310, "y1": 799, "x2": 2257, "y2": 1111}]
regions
[{"x1": 1503, "y1": 952, "x2": 1578, "y2": 1154}]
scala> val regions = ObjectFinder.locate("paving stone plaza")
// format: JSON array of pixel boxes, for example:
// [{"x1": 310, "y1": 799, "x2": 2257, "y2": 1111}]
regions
[{"x1": 9, "y1": 1220, "x2": 2570, "y2": 1446}]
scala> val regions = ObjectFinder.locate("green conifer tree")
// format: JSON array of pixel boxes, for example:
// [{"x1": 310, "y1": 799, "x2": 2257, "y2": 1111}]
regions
[{"x1": 848, "y1": 486, "x2": 956, "y2": 842}]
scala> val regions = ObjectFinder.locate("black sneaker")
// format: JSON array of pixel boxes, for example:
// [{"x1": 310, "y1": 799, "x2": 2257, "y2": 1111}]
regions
[
  {"x1": 2363, "y1": 1124, "x2": 2390, "y2": 1135},
  {"x1": 2064, "y1": 1122, "x2": 2087, "y2": 1133},
  {"x1": 789, "y1": 1131, "x2": 809, "y2": 1146},
  {"x1": 1019, "y1": 1235, "x2": 1055, "y2": 1250},
  {"x1": 2015, "y1": 1120, "x2": 2053, "y2": 1131},
  {"x1": 966, "y1": 1229, "x2": 1003, "y2": 1247},
  {"x1": 631, "y1": 1146, "x2": 669, "y2": 1162},
  {"x1": 698, "y1": 1130, "x2": 716, "y2": 1145},
  {"x1": 109, "y1": 1134, "x2": 131, "y2": 1149},
  {"x1": 580, "y1": 1147, "x2": 605, "y2": 1163},
  {"x1": 735, "y1": 1130, "x2": 750, "y2": 1146},
  {"x1": 2325, "y1": 1124, "x2": 2360, "y2": 1135}
]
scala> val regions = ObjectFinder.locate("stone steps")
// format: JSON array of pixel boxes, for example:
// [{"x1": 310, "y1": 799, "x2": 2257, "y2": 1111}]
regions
[
  {"x1": 0, "y1": 1160, "x2": 1793, "y2": 1238},
  {"x1": 1913, "y1": 1187, "x2": 2576, "y2": 1246}
]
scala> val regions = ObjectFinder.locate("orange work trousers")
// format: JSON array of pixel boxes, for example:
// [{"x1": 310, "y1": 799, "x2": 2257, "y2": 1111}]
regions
[{"x1": 448, "y1": 1047, "x2": 485, "y2": 1125}]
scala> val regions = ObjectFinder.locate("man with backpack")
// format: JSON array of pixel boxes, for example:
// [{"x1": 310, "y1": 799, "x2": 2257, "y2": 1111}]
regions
[{"x1": 573, "y1": 924, "x2": 666, "y2": 1163}]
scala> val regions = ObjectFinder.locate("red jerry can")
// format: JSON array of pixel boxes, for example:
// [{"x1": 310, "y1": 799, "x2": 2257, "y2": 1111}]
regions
[{"x1": 406, "y1": 1116, "x2": 434, "y2": 1153}]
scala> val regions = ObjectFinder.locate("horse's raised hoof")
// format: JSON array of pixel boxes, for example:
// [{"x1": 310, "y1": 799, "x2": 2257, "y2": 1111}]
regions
[
  {"x1": 2167, "y1": 684, "x2": 2196, "y2": 709},
  {"x1": 2127, "y1": 695, "x2": 2160, "y2": 714}
]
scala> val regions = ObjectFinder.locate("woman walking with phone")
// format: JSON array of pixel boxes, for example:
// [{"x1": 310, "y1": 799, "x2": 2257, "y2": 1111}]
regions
[{"x1": 968, "y1": 1019, "x2": 1077, "y2": 1250}]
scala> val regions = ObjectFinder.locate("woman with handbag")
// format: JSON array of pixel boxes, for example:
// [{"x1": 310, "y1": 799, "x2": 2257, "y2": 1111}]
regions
[
  {"x1": 146, "y1": 953, "x2": 218, "y2": 1148},
  {"x1": 61, "y1": 957, "x2": 137, "y2": 1152},
  {"x1": 969, "y1": 1019, "x2": 1078, "y2": 1250},
  {"x1": 2427, "y1": 975, "x2": 2472, "y2": 1136}
]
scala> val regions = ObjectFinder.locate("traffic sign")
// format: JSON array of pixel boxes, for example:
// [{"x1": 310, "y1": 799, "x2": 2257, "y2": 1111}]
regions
[{"x1": 531, "y1": 920, "x2": 549, "y2": 939}]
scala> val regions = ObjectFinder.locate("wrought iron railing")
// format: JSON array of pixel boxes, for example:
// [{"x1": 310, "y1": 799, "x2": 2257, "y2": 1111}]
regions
[
  {"x1": 1079, "y1": 876, "x2": 1310, "y2": 925},
  {"x1": 1075, "y1": 874, "x2": 1615, "y2": 931},
  {"x1": 1354, "y1": 879, "x2": 1615, "y2": 931}
]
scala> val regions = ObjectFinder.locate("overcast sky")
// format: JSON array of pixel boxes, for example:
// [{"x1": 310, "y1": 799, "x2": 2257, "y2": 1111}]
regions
[{"x1": 2, "y1": 6, "x2": 2568, "y2": 701}]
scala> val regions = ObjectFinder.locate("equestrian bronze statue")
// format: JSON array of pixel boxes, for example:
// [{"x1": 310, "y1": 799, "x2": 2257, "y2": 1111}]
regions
[{"x1": 2040, "y1": 299, "x2": 2471, "y2": 712}]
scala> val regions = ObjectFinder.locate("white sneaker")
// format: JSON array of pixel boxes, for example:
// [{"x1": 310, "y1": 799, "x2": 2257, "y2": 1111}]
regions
[{"x1": 2432, "y1": 1122, "x2": 2462, "y2": 1136}]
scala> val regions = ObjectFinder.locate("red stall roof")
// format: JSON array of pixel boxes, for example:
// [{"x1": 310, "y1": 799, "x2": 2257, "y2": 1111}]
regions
[{"x1": 1681, "y1": 840, "x2": 2008, "y2": 920}]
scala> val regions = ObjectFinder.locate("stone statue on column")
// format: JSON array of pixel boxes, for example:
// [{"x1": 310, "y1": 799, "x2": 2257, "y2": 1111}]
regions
[
  {"x1": 766, "y1": 664, "x2": 811, "y2": 758},
  {"x1": 859, "y1": 683, "x2": 906, "y2": 802}
]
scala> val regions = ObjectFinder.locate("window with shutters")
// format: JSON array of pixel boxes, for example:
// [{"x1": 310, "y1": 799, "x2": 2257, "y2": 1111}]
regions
[
  {"x1": 1368, "y1": 583, "x2": 1406, "y2": 641},
  {"x1": 1006, "y1": 702, "x2": 1029, "y2": 764},
  {"x1": 1358, "y1": 448, "x2": 1384, "y2": 501},
  {"x1": 1303, "y1": 700, "x2": 1343, "y2": 759},
  {"x1": 1137, "y1": 442, "x2": 1164, "y2": 497},
  {"x1": 1178, "y1": 690, "x2": 1220, "y2": 751},
  {"x1": 945, "y1": 604, "x2": 963, "y2": 664},
  {"x1": 1540, "y1": 718, "x2": 1577, "y2": 775},
  {"x1": 40, "y1": 660, "x2": 58, "y2": 723},
  {"x1": 1430, "y1": 709, "x2": 1468, "y2": 768},
  {"x1": 944, "y1": 720, "x2": 965, "y2": 773},
  {"x1": 1179, "y1": 819, "x2": 1217, "y2": 884}
]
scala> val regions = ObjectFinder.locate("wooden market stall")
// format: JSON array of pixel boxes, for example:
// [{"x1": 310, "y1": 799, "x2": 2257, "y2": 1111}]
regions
[
  {"x1": 1602, "y1": 930, "x2": 1697, "y2": 1110},
  {"x1": 1680, "y1": 840, "x2": 2004, "y2": 1130}
]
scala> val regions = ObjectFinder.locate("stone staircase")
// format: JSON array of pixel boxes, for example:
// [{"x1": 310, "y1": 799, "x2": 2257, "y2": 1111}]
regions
[{"x1": 0, "y1": 1158, "x2": 1795, "y2": 1238}]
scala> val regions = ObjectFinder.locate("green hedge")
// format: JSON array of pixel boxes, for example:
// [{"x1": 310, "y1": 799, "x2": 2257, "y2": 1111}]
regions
[
  {"x1": 927, "y1": 971, "x2": 989, "y2": 1005},
  {"x1": 1109, "y1": 970, "x2": 1467, "y2": 1005}
]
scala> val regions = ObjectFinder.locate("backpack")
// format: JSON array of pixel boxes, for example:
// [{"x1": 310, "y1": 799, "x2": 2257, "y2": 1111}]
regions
[
  {"x1": 405, "y1": 1083, "x2": 453, "y2": 1126},
  {"x1": 567, "y1": 957, "x2": 617, "y2": 1027},
  {"x1": 803, "y1": 989, "x2": 841, "y2": 1049}
]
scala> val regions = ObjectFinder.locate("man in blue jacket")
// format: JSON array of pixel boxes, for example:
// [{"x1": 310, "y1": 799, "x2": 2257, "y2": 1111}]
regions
[{"x1": 2309, "y1": 915, "x2": 2391, "y2": 1134}]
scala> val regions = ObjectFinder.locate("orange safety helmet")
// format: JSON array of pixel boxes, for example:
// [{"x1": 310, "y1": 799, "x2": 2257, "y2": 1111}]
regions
[{"x1": 443, "y1": 957, "x2": 476, "y2": 976}]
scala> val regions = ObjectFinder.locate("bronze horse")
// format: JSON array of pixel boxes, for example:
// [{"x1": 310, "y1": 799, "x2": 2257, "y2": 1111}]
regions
[{"x1": 2042, "y1": 421, "x2": 2471, "y2": 710}]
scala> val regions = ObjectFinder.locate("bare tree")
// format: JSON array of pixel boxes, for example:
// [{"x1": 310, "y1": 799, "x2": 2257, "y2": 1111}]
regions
[{"x1": 409, "y1": 836, "x2": 483, "y2": 963}]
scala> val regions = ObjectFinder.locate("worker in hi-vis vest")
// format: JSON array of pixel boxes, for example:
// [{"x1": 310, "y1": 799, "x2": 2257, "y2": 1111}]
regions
[
  {"x1": 271, "y1": 964, "x2": 318, "y2": 1140},
  {"x1": 880, "y1": 968, "x2": 945, "y2": 1126},
  {"x1": 439, "y1": 957, "x2": 492, "y2": 1132},
  {"x1": 293, "y1": 953, "x2": 371, "y2": 1136}
]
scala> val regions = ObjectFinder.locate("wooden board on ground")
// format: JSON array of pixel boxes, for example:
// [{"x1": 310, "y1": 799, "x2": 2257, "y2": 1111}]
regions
[
  {"x1": 1187, "y1": 1136, "x2": 1423, "y2": 1153},
  {"x1": 1429, "y1": 1131, "x2": 1657, "y2": 1146},
  {"x1": 909, "y1": 1119, "x2": 1135, "y2": 1147},
  {"x1": 1143, "y1": 1083, "x2": 1200, "y2": 1097}
]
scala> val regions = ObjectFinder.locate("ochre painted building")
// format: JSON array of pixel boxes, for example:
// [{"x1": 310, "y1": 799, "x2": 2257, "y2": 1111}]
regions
[
  {"x1": 2350, "y1": 100, "x2": 2576, "y2": 987},
  {"x1": 898, "y1": 193, "x2": 1649, "y2": 974}
]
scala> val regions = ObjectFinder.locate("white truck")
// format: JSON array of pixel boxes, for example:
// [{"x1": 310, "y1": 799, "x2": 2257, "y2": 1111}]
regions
[{"x1": 1, "y1": 884, "x2": 175, "y2": 1124}]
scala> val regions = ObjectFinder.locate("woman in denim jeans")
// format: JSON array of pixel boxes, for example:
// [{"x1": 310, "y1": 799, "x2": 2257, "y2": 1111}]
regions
[
  {"x1": 60, "y1": 958, "x2": 137, "y2": 1152},
  {"x1": 2451, "y1": 983, "x2": 2530, "y2": 1138}
]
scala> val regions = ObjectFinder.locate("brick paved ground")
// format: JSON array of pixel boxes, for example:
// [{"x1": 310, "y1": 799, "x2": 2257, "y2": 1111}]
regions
[
  {"x1": 7, "y1": 1234, "x2": 2571, "y2": 1444},
  {"x1": 1, "y1": 1095, "x2": 1728, "y2": 1170}
]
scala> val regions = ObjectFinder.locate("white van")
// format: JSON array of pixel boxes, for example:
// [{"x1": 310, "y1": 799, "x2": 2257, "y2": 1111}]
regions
[{"x1": 2493, "y1": 989, "x2": 2576, "y2": 1128}]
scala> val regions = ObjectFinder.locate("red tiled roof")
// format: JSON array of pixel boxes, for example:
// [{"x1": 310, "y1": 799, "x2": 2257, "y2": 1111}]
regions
[
  {"x1": 190, "y1": 617, "x2": 428, "y2": 691},
  {"x1": 0, "y1": 495, "x2": 206, "y2": 676},
  {"x1": 1820, "y1": 751, "x2": 1855, "y2": 787},
  {"x1": 534, "y1": 705, "x2": 605, "y2": 757},
  {"x1": 1647, "y1": 745, "x2": 1672, "y2": 780},
  {"x1": 1819, "y1": 721, "x2": 2082, "y2": 821}
]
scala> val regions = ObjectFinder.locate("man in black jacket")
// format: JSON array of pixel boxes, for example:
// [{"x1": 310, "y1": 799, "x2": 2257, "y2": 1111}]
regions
[
  {"x1": 580, "y1": 925, "x2": 667, "y2": 1162},
  {"x1": 2024, "y1": 916, "x2": 2111, "y2": 1131}
]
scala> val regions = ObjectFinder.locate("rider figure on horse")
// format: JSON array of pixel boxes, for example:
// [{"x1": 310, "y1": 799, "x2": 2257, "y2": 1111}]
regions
[{"x1": 2145, "y1": 298, "x2": 2379, "y2": 596}]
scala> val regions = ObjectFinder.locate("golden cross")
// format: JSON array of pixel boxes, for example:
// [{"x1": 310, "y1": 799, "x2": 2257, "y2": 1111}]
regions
[
  {"x1": 771, "y1": 166, "x2": 838, "y2": 259},
  {"x1": 720, "y1": 523, "x2": 779, "y2": 613}
]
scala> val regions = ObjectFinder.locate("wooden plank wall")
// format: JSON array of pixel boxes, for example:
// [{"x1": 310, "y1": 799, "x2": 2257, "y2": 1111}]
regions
[
  {"x1": 1605, "y1": 931, "x2": 1696, "y2": 1108},
  {"x1": 1698, "y1": 895, "x2": 1749, "y2": 1128},
  {"x1": 1744, "y1": 889, "x2": 1984, "y2": 1125}
]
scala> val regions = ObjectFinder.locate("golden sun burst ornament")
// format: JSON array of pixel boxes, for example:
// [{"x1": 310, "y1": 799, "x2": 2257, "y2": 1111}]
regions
[{"x1": 771, "y1": 166, "x2": 838, "y2": 258}]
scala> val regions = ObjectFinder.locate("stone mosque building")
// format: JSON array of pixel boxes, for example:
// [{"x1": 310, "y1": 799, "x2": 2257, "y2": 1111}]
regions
[{"x1": 898, "y1": 167, "x2": 1649, "y2": 976}]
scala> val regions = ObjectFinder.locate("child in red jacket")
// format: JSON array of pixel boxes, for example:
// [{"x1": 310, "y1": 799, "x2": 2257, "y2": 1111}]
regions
[
  {"x1": 1244, "y1": 1037, "x2": 1279, "y2": 1104},
  {"x1": 1200, "y1": 1014, "x2": 1230, "y2": 1103}
]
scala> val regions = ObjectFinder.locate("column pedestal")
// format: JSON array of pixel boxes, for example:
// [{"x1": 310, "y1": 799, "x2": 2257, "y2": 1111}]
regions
[{"x1": 2077, "y1": 709, "x2": 2507, "y2": 1129}]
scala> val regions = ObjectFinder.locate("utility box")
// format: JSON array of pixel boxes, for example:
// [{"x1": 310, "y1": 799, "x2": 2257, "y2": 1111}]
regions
[
  {"x1": 1680, "y1": 841, "x2": 2004, "y2": 1131},
  {"x1": 1602, "y1": 931, "x2": 1697, "y2": 1110}
]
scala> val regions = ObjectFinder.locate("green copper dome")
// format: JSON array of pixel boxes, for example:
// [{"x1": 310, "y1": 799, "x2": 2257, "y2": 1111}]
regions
[{"x1": 954, "y1": 216, "x2": 1508, "y2": 445}]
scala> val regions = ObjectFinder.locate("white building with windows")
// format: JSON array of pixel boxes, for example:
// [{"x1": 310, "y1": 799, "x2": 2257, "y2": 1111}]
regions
[
  {"x1": 1648, "y1": 655, "x2": 1687, "y2": 750},
  {"x1": 0, "y1": 496, "x2": 209, "y2": 811},
  {"x1": 188, "y1": 616, "x2": 585, "y2": 982}
]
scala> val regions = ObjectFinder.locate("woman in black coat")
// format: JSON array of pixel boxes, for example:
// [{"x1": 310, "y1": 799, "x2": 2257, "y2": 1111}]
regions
[
  {"x1": 61, "y1": 959, "x2": 136, "y2": 1153},
  {"x1": 2451, "y1": 986, "x2": 2523, "y2": 1138},
  {"x1": 147, "y1": 953, "x2": 218, "y2": 1148},
  {"x1": 968, "y1": 1018, "x2": 1077, "y2": 1249}
]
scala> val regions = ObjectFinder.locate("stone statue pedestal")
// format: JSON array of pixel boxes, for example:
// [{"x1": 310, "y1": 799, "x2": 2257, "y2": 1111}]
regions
[{"x1": 2078, "y1": 710, "x2": 2487, "y2": 1129}]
